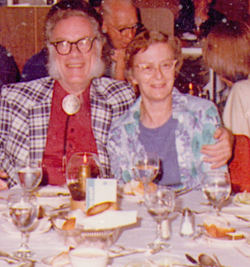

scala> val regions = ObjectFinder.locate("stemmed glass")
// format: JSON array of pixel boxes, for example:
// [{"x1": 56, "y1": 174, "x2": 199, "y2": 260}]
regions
[
  {"x1": 16, "y1": 161, "x2": 42, "y2": 193},
  {"x1": 144, "y1": 186, "x2": 175, "y2": 249},
  {"x1": 201, "y1": 171, "x2": 231, "y2": 215},
  {"x1": 7, "y1": 193, "x2": 39, "y2": 258},
  {"x1": 131, "y1": 152, "x2": 159, "y2": 193}
]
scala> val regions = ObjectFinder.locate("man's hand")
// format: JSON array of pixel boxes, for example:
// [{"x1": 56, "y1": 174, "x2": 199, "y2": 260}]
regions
[
  {"x1": 111, "y1": 49, "x2": 126, "y2": 81},
  {"x1": 200, "y1": 127, "x2": 234, "y2": 169}
]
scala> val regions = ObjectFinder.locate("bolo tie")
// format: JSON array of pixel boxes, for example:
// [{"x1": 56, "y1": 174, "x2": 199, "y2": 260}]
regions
[{"x1": 61, "y1": 94, "x2": 81, "y2": 172}]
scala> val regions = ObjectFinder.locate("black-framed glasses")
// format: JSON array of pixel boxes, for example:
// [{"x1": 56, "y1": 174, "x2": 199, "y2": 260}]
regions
[
  {"x1": 108, "y1": 22, "x2": 143, "y2": 36},
  {"x1": 50, "y1": 37, "x2": 97, "y2": 55}
]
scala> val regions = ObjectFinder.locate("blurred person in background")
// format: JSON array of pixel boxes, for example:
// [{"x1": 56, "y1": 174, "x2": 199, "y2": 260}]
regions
[
  {"x1": 203, "y1": 20, "x2": 250, "y2": 133},
  {"x1": 0, "y1": 45, "x2": 20, "y2": 87},
  {"x1": 100, "y1": 0, "x2": 144, "y2": 80},
  {"x1": 175, "y1": 0, "x2": 226, "y2": 40}
]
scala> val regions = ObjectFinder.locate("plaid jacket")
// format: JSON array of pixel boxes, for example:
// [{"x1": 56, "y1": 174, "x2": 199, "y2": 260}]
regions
[{"x1": 0, "y1": 76, "x2": 135, "y2": 187}]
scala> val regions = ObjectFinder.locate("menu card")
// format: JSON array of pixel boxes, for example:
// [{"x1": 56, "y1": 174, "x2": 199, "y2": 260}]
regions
[{"x1": 86, "y1": 178, "x2": 117, "y2": 210}]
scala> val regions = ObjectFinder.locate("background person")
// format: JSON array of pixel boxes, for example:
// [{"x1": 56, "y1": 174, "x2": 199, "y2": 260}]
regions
[
  {"x1": 0, "y1": 45, "x2": 20, "y2": 87},
  {"x1": 21, "y1": 47, "x2": 48, "y2": 82},
  {"x1": 107, "y1": 30, "x2": 230, "y2": 189},
  {"x1": 202, "y1": 20, "x2": 250, "y2": 126},
  {"x1": 100, "y1": 0, "x2": 144, "y2": 80},
  {"x1": 175, "y1": 0, "x2": 226, "y2": 40}
]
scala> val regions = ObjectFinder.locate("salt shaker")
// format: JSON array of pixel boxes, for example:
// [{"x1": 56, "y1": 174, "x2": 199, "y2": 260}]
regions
[
  {"x1": 161, "y1": 219, "x2": 171, "y2": 239},
  {"x1": 180, "y1": 208, "x2": 195, "y2": 237}
]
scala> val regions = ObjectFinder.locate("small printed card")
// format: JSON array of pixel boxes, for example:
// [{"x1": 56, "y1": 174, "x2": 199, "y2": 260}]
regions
[{"x1": 86, "y1": 178, "x2": 117, "y2": 210}]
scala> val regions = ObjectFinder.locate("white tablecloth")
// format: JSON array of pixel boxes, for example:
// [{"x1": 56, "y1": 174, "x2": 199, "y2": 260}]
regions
[{"x1": 0, "y1": 188, "x2": 250, "y2": 266}]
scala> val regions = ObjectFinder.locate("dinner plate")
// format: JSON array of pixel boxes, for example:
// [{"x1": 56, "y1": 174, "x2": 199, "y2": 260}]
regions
[
  {"x1": 117, "y1": 185, "x2": 143, "y2": 202},
  {"x1": 0, "y1": 217, "x2": 51, "y2": 235},
  {"x1": 0, "y1": 202, "x2": 6, "y2": 213},
  {"x1": 204, "y1": 231, "x2": 247, "y2": 244},
  {"x1": 119, "y1": 192, "x2": 143, "y2": 202},
  {"x1": 41, "y1": 255, "x2": 71, "y2": 267},
  {"x1": 232, "y1": 198, "x2": 250, "y2": 208},
  {"x1": 36, "y1": 186, "x2": 71, "y2": 208},
  {"x1": 221, "y1": 206, "x2": 250, "y2": 217},
  {"x1": 149, "y1": 256, "x2": 185, "y2": 267}
]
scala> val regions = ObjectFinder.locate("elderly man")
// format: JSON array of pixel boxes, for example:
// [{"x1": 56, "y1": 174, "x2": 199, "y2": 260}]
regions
[
  {"x1": 100, "y1": 0, "x2": 143, "y2": 80},
  {"x1": 0, "y1": 0, "x2": 135, "y2": 187}
]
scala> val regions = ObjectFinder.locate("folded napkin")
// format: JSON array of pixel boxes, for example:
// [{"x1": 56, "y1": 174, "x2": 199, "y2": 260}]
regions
[{"x1": 74, "y1": 210, "x2": 137, "y2": 230}]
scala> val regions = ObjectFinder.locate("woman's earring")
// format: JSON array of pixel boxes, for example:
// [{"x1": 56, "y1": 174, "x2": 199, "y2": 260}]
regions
[{"x1": 102, "y1": 28, "x2": 107, "y2": 34}]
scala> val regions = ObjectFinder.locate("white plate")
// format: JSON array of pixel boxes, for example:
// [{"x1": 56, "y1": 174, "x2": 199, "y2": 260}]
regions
[
  {"x1": 149, "y1": 256, "x2": 186, "y2": 267},
  {"x1": 119, "y1": 192, "x2": 143, "y2": 202},
  {"x1": 117, "y1": 184, "x2": 143, "y2": 202},
  {"x1": 204, "y1": 231, "x2": 247, "y2": 244},
  {"x1": 221, "y1": 206, "x2": 250, "y2": 217},
  {"x1": 36, "y1": 186, "x2": 71, "y2": 208},
  {"x1": 0, "y1": 202, "x2": 6, "y2": 213},
  {"x1": 41, "y1": 255, "x2": 71, "y2": 267},
  {"x1": 232, "y1": 198, "x2": 250, "y2": 208},
  {"x1": 0, "y1": 217, "x2": 51, "y2": 235}
]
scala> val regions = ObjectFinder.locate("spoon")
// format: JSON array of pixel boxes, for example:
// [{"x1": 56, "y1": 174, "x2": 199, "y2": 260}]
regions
[
  {"x1": 185, "y1": 253, "x2": 199, "y2": 265},
  {"x1": 198, "y1": 254, "x2": 219, "y2": 267}
]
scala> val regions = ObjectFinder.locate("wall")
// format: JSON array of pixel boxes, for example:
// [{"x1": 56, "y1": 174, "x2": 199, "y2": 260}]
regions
[{"x1": 0, "y1": 6, "x2": 49, "y2": 72}]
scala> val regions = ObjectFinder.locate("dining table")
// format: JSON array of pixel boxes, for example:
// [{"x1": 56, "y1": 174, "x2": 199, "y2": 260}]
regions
[{"x1": 0, "y1": 186, "x2": 250, "y2": 266}]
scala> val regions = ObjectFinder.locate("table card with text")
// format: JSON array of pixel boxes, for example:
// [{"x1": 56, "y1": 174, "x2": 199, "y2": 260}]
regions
[{"x1": 86, "y1": 178, "x2": 117, "y2": 210}]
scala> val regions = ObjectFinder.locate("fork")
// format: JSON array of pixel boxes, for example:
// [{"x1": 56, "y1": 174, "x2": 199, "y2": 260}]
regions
[{"x1": 235, "y1": 247, "x2": 250, "y2": 258}]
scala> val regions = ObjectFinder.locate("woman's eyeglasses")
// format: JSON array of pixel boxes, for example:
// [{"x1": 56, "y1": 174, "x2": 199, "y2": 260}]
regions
[{"x1": 135, "y1": 60, "x2": 178, "y2": 75}]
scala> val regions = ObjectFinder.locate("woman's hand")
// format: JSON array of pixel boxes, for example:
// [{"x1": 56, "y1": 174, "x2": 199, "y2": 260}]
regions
[{"x1": 200, "y1": 127, "x2": 234, "y2": 168}]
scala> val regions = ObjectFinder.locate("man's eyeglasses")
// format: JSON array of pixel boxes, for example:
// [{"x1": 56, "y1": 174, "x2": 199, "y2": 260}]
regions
[
  {"x1": 135, "y1": 60, "x2": 178, "y2": 75},
  {"x1": 108, "y1": 22, "x2": 143, "y2": 36},
  {"x1": 50, "y1": 37, "x2": 97, "y2": 55}
]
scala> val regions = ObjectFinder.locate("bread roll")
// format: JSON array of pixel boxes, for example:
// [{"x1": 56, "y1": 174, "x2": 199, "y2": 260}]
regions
[
  {"x1": 51, "y1": 251, "x2": 70, "y2": 266},
  {"x1": 123, "y1": 180, "x2": 158, "y2": 196},
  {"x1": 62, "y1": 217, "x2": 76, "y2": 230},
  {"x1": 86, "y1": 202, "x2": 111, "y2": 216}
]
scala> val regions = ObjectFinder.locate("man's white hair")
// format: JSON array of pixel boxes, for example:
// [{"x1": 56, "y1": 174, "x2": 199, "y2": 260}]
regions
[{"x1": 100, "y1": 0, "x2": 135, "y2": 18}]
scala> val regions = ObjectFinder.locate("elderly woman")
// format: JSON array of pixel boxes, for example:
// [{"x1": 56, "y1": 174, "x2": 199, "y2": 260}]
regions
[{"x1": 107, "y1": 30, "x2": 228, "y2": 189}]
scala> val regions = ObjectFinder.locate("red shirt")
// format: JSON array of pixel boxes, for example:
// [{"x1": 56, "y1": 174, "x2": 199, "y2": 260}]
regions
[{"x1": 42, "y1": 81, "x2": 98, "y2": 185}]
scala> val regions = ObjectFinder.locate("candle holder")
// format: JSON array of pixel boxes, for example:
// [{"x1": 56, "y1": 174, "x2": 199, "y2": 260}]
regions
[{"x1": 66, "y1": 152, "x2": 104, "y2": 211}]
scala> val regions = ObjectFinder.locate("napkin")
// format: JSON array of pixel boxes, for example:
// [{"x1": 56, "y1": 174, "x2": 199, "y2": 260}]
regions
[{"x1": 74, "y1": 210, "x2": 137, "y2": 230}]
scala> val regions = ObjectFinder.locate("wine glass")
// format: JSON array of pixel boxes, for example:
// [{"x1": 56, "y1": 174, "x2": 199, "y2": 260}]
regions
[
  {"x1": 144, "y1": 186, "x2": 175, "y2": 249},
  {"x1": 16, "y1": 161, "x2": 42, "y2": 193},
  {"x1": 201, "y1": 171, "x2": 231, "y2": 214},
  {"x1": 131, "y1": 152, "x2": 159, "y2": 192},
  {"x1": 7, "y1": 193, "x2": 39, "y2": 258}
]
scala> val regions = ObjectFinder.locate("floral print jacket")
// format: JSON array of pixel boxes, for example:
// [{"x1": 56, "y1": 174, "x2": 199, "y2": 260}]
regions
[{"x1": 107, "y1": 88, "x2": 227, "y2": 189}]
